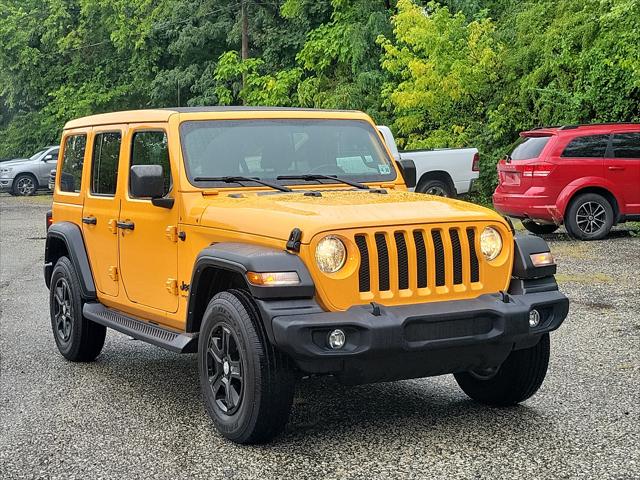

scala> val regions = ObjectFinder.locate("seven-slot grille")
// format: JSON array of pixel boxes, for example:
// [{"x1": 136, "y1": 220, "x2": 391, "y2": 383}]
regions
[{"x1": 355, "y1": 227, "x2": 481, "y2": 294}]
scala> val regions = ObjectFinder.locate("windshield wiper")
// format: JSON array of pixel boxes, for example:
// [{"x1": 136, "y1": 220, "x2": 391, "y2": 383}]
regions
[
  {"x1": 193, "y1": 176, "x2": 292, "y2": 193},
  {"x1": 276, "y1": 174, "x2": 369, "y2": 190}
]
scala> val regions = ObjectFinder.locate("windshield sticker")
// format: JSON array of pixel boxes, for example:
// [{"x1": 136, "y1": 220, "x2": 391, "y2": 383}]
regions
[{"x1": 378, "y1": 164, "x2": 391, "y2": 175}]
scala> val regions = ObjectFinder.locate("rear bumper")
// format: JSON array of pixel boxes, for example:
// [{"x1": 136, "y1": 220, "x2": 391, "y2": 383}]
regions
[
  {"x1": 493, "y1": 191, "x2": 561, "y2": 223},
  {"x1": 268, "y1": 288, "x2": 568, "y2": 384}
]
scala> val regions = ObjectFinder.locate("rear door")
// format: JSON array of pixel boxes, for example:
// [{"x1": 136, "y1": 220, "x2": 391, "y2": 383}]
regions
[
  {"x1": 607, "y1": 131, "x2": 640, "y2": 214},
  {"x1": 556, "y1": 133, "x2": 609, "y2": 184},
  {"x1": 82, "y1": 127, "x2": 124, "y2": 297}
]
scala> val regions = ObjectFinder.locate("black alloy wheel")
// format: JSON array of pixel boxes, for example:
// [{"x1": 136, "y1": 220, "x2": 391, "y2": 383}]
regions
[
  {"x1": 206, "y1": 323, "x2": 245, "y2": 415},
  {"x1": 53, "y1": 277, "x2": 74, "y2": 345}
]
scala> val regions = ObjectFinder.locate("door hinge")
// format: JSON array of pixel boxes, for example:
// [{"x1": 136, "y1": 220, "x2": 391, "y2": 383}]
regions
[
  {"x1": 108, "y1": 219, "x2": 118, "y2": 234},
  {"x1": 165, "y1": 225, "x2": 178, "y2": 243},
  {"x1": 165, "y1": 278, "x2": 178, "y2": 295},
  {"x1": 108, "y1": 266, "x2": 118, "y2": 281}
]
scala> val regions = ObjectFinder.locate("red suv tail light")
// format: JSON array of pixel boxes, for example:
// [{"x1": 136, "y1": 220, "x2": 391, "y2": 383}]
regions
[
  {"x1": 472, "y1": 152, "x2": 480, "y2": 172},
  {"x1": 521, "y1": 163, "x2": 554, "y2": 177}
]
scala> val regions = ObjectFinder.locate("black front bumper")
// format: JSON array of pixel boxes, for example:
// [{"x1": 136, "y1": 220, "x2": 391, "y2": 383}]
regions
[{"x1": 266, "y1": 289, "x2": 568, "y2": 384}]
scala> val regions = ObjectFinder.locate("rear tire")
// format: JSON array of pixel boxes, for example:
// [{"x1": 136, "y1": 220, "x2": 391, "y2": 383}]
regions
[
  {"x1": 416, "y1": 178, "x2": 454, "y2": 198},
  {"x1": 199, "y1": 289, "x2": 295, "y2": 444},
  {"x1": 564, "y1": 193, "x2": 614, "y2": 240},
  {"x1": 454, "y1": 334, "x2": 550, "y2": 406},
  {"x1": 49, "y1": 257, "x2": 106, "y2": 361},
  {"x1": 521, "y1": 219, "x2": 559, "y2": 235}
]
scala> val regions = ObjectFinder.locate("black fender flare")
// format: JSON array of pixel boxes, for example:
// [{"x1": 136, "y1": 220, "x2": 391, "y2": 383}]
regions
[
  {"x1": 44, "y1": 222, "x2": 96, "y2": 299},
  {"x1": 186, "y1": 242, "x2": 315, "y2": 333}
]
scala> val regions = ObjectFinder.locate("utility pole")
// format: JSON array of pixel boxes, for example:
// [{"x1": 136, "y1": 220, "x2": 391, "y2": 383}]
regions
[
  {"x1": 241, "y1": 0, "x2": 249, "y2": 99},
  {"x1": 241, "y1": 0, "x2": 249, "y2": 62}
]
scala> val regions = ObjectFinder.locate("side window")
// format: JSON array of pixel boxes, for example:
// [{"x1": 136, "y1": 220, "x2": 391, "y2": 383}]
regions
[
  {"x1": 130, "y1": 131, "x2": 171, "y2": 197},
  {"x1": 561, "y1": 135, "x2": 609, "y2": 158},
  {"x1": 612, "y1": 132, "x2": 640, "y2": 159},
  {"x1": 59, "y1": 135, "x2": 87, "y2": 193},
  {"x1": 91, "y1": 132, "x2": 122, "y2": 196}
]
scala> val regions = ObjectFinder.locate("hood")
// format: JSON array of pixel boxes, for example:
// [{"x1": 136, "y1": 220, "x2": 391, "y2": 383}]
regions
[
  {"x1": 198, "y1": 189, "x2": 504, "y2": 242},
  {"x1": 1, "y1": 158, "x2": 31, "y2": 167}
]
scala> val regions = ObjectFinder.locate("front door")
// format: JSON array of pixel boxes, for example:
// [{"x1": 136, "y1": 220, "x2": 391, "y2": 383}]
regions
[
  {"x1": 82, "y1": 128, "x2": 123, "y2": 297},
  {"x1": 118, "y1": 126, "x2": 178, "y2": 313},
  {"x1": 608, "y1": 131, "x2": 640, "y2": 213}
]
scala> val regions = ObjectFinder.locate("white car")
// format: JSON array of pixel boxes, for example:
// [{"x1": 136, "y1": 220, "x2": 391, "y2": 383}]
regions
[{"x1": 378, "y1": 126, "x2": 479, "y2": 197}]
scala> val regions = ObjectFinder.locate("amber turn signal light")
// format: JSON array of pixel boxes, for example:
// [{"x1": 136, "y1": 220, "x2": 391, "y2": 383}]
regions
[{"x1": 246, "y1": 271, "x2": 300, "y2": 286}]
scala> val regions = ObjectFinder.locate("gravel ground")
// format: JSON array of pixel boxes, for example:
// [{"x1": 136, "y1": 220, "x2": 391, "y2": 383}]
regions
[{"x1": 1, "y1": 193, "x2": 639, "y2": 480}]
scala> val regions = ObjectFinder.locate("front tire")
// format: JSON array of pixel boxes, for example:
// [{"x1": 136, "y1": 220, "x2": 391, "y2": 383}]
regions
[
  {"x1": 454, "y1": 334, "x2": 550, "y2": 406},
  {"x1": 564, "y1": 193, "x2": 614, "y2": 240},
  {"x1": 12, "y1": 173, "x2": 37, "y2": 196},
  {"x1": 49, "y1": 257, "x2": 106, "y2": 361},
  {"x1": 521, "y1": 219, "x2": 559, "y2": 235},
  {"x1": 199, "y1": 289, "x2": 295, "y2": 444}
]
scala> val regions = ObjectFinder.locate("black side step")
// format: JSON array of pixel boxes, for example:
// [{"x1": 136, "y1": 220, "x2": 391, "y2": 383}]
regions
[{"x1": 83, "y1": 303, "x2": 198, "y2": 353}]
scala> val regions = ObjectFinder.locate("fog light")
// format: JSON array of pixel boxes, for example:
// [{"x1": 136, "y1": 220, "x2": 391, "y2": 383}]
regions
[
  {"x1": 328, "y1": 329, "x2": 346, "y2": 349},
  {"x1": 529, "y1": 309, "x2": 541, "y2": 328}
]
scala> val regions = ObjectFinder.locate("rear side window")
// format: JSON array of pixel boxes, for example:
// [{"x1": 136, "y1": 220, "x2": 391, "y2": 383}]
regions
[
  {"x1": 91, "y1": 132, "x2": 122, "y2": 196},
  {"x1": 59, "y1": 135, "x2": 87, "y2": 193},
  {"x1": 561, "y1": 135, "x2": 609, "y2": 158},
  {"x1": 510, "y1": 136, "x2": 551, "y2": 160},
  {"x1": 130, "y1": 131, "x2": 171, "y2": 197},
  {"x1": 612, "y1": 132, "x2": 640, "y2": 159}
]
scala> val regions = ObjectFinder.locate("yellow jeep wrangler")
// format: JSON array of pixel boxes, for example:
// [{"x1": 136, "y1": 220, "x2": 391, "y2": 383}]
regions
[{"x1": 45, "y1": 107, "x2": 569, "y2": 443}]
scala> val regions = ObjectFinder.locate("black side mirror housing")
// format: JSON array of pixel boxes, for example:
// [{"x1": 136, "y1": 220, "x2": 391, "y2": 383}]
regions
[
  {"x1": 130, "y1": 165, "x2": 165, "y2": 199},
  {"x1": 396, "y1": 159, "x2": 417, "y2": 188}
]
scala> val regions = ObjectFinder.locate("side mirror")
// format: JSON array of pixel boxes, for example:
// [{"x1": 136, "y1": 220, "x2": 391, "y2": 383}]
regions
[
  {"x1": 396, "y1": 159, "x2": 416, "y2": 188},
  {"x1": 130, "y1": 164, "x2": 165, "y2": 198},
  {"x1": 130, "y1": 165, "x2": 174, "y2": 208},
  {"x1": 43, "y1": 154, "x2": 54, "y2": 162}
]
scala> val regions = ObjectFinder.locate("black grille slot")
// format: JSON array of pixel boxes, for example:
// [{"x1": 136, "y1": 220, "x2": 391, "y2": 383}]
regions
[
  {"x1": 432, "y1": 230, "x2": 446, "y2": 287},
  {"x1": 394, "y1": 232, "x2": 409, "y2": 290},
  {"x1": 450, "y1": 229, "x2": 463, "y2": 284},
  {"x1": 467, "y1": 228, "x2": 480, "y2": 282},
  {"x1": 355, "y1": 235, "x2": 370, "y2": 292},
  {"x1": 413, "y1": 230, "x2": 427, "y2": 288},
  {"x1": 375, "y1": 233, "x2": 390, "y2": 291}
]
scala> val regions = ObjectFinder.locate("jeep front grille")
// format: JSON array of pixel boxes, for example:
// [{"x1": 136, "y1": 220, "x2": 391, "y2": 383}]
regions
[{"x1": 354, "y1": 226, "x2": 481, "y2": 296}]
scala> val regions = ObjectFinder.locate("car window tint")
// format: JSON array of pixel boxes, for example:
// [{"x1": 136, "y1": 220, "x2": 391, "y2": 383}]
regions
[
  {"x1": 561, "y1": 135, "x2": 609, "y2": 158},
  {"x1": 510, "y1": 136, "x2": 551, "y2": 160},
  {"x1": 60, "y1": 135, "x2": 87, "y2": 193},
  {"x1": 130, "y1": 131, "x2": 171, "y2": 197},
  {"x1": 91, "y1": 132, "x2": 121, "y2": 196},
  {"x1": 612, "y1": 132, "x2": 640, "y2": 159}
]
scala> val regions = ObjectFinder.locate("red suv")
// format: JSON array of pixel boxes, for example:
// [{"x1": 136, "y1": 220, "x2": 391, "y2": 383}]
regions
[{"x1": 493, "y1": 123, "x2": 640, "y2": 240}]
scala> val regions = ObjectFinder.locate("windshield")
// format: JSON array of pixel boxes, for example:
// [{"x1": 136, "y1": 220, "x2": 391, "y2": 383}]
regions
[
  {"x1": 510, "y1": 135, "x2": 552, "y2": 160},
  {"x1": 180, "y1": 119, "x2": 396, "y2": 187},
  {"x1": 29, "y1": 149, "x2": 47, "y2": 161}
]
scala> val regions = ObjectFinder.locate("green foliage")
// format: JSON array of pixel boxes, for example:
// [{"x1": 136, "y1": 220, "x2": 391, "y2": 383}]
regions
[{"x1": 1, "y1": 0, "x2": 639, "y2": 199}]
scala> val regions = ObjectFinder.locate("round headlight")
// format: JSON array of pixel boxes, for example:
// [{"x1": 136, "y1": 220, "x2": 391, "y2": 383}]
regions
[
  {"x1": 480, "y1": 227, "x2": 503, "y2": 261},
  {"x1": 315, "y1": 236, "x2": 347, "y2": 273}
]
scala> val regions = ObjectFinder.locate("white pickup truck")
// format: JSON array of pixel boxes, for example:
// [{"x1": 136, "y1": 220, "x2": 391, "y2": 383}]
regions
[{"x1": 378, "y1": 125, "x2": 479, "y2": 197}]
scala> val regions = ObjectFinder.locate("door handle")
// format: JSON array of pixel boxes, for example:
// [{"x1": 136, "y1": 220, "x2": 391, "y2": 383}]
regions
[
  {"x1": 82, "y1": 216, "x2": 97, "y2": 225},
  {"x1": 116, "y1": 220, "x2": 135, "y2": 230},
  {"x1": 608, "y1": 166, "x2": 625, "y2": 171}
]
